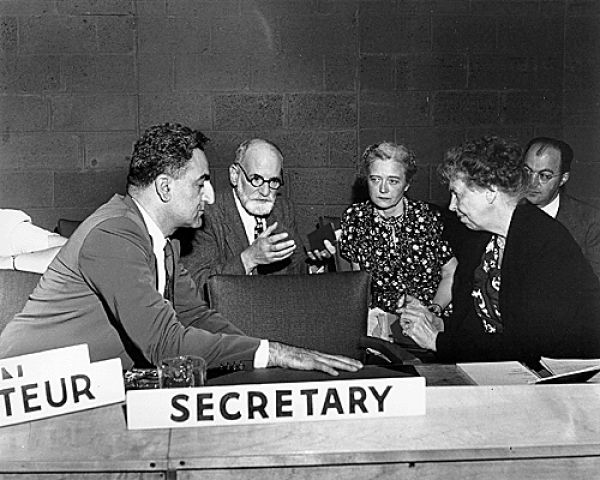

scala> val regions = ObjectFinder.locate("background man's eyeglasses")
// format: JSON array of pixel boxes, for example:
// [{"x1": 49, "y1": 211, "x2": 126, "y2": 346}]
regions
[
  {"x1": 236, "y1": 163, "x2": 284, "y2": 190},
  {"x1": 524, "y1": 167, "x2": 562, "y2": 185}
]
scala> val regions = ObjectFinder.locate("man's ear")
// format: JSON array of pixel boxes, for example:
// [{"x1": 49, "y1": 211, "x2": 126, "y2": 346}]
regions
[
  {"x1": 559, "y1": 171, "x2": 570, "y2": 188},
  {"x1": 155, "y1": 174, "x2": 171, "y2": 203},
  {"x1": 229, "y1": 164, "x2": 239, "y2": 187}
]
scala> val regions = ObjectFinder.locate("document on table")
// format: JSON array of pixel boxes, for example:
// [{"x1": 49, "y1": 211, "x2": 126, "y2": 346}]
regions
[
  {"x1": 538, "y1": 357, "x2": 600, "y2": 384},
  {"x1": 457, "y1": 361, "x2": 539, "y2": 385}
]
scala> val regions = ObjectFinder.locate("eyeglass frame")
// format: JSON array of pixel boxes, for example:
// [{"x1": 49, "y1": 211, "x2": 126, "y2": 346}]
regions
[
  {"x1": 523, "y1": 165, "x2": 563, "y2": 185},
  {"x1": 234, "y1": 162, "x2": 284, "y2": 190}
]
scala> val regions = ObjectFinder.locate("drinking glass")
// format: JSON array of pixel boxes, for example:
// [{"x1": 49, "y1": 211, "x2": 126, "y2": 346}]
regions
[{"x1": 158, "y1": 355, "x2": 206, "y2": 388}]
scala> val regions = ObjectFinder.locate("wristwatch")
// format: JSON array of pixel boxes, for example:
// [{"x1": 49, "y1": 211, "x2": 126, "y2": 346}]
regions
[{"x1": 428, "y1": 303, "x2": 443, "y2": 316}]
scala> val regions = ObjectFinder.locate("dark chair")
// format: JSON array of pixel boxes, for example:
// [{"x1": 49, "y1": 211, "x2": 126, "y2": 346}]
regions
[
  {"x1": 317, "y1": 215, "x2": 352, "y2": 272},
  {"x1": 0, "y1": 270, "x2": 41, "y2": 334},
  {"x1": 207, "y1": 272, "x2": 417, "y2": 363},
  {"x1": 54, "y1": 218, "x2": 82, "y2": 238}
]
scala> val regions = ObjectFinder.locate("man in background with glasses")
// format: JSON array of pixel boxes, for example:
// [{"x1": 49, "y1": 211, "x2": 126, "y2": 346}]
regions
[
  {"x1": 524, "y1": 137, "x2": 600, "y2": 279},
  {"x1": 181, "y1": 138, "x2": 332, "y2": 290}
]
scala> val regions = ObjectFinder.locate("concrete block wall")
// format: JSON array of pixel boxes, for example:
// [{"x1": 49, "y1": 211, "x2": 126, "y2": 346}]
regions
[{"x1": 0, "y1": 0, "x2": 598, "y2": 237}]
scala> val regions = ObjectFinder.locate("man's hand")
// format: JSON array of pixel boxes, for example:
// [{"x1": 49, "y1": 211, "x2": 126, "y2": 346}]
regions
[
  {"x1": 267, "y1": 341, "x2": 363, "y2": 376},
  {"x1": 241, "y1": 222, "x2": 297, "y2": 273}
]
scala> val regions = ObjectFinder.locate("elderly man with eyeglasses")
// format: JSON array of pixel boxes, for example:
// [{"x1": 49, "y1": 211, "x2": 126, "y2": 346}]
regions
[
  {"x1": 180, "y1": 138, "x2": 333, "y2": 289},
  {"x1": 524, "y1": 137, "x2": 600, "y2": 280}
]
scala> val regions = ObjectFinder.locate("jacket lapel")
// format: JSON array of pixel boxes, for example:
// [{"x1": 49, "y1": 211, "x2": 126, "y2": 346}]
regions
[
  {"x1": 123, "y1": 194, "x2": 159, "y2": 289},
  {"x1": 221, "y1": 189, "x2": 252, "y2": 252}
]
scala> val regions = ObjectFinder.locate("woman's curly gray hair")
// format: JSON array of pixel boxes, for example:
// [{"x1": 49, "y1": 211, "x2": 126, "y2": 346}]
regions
[{"x1": 438, "y1": 135, "x2": 527, "y2": 198}]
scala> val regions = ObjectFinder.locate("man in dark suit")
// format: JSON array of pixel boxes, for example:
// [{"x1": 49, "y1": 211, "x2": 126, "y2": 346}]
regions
[
  {"x1": 524, "y1": 137, "x2": 600, "y2": 280},
  {"x1": 0, "y1": 124, "x2": 361, "y2": 376},
  {"x1": 181, "y1": 138, "x2": 332, "y2": 289}
]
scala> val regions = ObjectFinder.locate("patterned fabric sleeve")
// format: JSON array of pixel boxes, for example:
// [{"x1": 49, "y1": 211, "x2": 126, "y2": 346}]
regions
[
  {"x1": 339, "y1": 205, "x2": 360, "y2": 264},
  {"x1": 339, "y1": 200, "x2": 456, "y2": 313},
  {"x1": 430, "y1": 208, "x2": 455, "y2": 266}
]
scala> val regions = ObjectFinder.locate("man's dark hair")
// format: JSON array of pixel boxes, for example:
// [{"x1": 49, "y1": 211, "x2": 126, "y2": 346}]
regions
[
  {"x1": 524, "y1": 137, "x2": 574, "y2": 174},
  {"x1": 127, "y1": 123, "x2": 209, "y2": 189}
]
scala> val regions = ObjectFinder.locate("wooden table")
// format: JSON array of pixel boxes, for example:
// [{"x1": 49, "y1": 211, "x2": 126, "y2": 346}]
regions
[
  {"x1": 1, "y1": 367, "x2": 600, "y2": 479},
  {"x1": 169, "y1": 383, "x2": 600, "y2": 479},
  {"x1": 0, "y1": 402, "x2": 168, "y2": 479}
]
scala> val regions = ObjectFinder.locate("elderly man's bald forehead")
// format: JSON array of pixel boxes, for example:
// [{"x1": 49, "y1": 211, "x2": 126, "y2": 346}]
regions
[
  {"x1": 246, "y1": 140, "x2": 282, "y2": 157},
  {"x1": 238, "y1": 139, "x2": 283, "y2": 167}
]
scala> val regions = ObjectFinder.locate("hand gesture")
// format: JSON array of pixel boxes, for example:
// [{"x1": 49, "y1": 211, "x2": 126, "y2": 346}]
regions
[
  {"x1": 268, "y1": 342, "x2": 363, "y2": 376},
  {"x1": 241, "y1": 222, "x2": 296, "y2": 272}
]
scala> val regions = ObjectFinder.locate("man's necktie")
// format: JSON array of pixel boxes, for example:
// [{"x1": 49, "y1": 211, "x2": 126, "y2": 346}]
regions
[
  {"x1": 254, "y1": 217, "x2": 264, "y2": 240},
  {"x1": 163, "y1": 239, "x2": 175, "y2": 304}
]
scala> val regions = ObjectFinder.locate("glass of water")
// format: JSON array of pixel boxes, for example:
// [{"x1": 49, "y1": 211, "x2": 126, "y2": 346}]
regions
[{"x1": 158, "y1": 355, "x2": 206, "y2": 388}]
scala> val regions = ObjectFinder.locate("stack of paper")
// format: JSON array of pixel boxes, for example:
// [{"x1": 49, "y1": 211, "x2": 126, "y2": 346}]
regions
[
  {"x1": 457, "y1": 361, "x2": 539, "y2": 385},
  {"x1": 458, "y1": 358, "x2": 600, "y2": 385},
  {"x1": 535, "y1": 357, "x2": 600, "y2": 384}
]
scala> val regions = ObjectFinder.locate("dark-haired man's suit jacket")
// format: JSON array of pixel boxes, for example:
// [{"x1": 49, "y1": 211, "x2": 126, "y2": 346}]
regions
[
  {"x1": 556, "y1": 193, "x2": 600, "y2": 280},
  {"x1": 0, "y1": 194, "x2": 260, "y2": 368},
  {"x1": 180, "y1": 189, "x2": 307, "y2": 291}
]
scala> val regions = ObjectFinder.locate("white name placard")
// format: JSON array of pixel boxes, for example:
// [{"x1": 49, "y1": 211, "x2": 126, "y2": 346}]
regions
[
  {"x1": 126, "y1": 377, "x2": 425, "y2": 430},
  {"x1": 0, "y1": 346, "x2": 125, "y2": 428},
  {"x1": 0, "y1": 344, "x2": 91, "y2": 382}
]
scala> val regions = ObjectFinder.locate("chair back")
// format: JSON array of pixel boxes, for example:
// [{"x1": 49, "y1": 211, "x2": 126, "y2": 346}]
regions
[
  {"x1": 207, "y1": 271, "x2": 370, "y2": 360},
  {"x1": 0, "y1": 270, "x2": 41, "y2": 334},
  {"x1": 318, "y1": 215, "x2": 352, "y2": 272},
  {"x1": 54, "y1": 218, "x2": 81, "y2": 238}
]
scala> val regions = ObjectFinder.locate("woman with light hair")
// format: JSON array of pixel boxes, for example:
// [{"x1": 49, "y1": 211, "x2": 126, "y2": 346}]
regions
[{"x1": 339, "y1": 142, "x2": 457, "y2": 342}]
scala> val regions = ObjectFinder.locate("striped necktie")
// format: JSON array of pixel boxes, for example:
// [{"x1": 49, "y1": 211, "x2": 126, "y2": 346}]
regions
[{"x1": 254, "y1": 217, "x2": 264, "y2": 240}]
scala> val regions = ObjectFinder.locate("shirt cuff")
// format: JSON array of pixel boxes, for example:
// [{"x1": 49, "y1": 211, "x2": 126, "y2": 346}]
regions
[{"x1": 253, "y1": 339, "x2": 269, "y2": 368}]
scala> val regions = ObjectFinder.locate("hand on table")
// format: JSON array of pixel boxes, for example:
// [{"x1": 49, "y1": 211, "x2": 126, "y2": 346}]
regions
[
  {"x1": 268, "y1": 341, "x2": 363, "y2": 376},
  {"x1": 397, "y1": 295, "x2": 444, "y2": 352}
]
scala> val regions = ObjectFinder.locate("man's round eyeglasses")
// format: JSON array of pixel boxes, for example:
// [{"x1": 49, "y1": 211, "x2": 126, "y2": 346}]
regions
[
  {"x1": 235, "y1": 163, "x2": 284, "y2": 190},
  {"x1": 524, "y1": 166, "x2": 562, "y2": 185}
]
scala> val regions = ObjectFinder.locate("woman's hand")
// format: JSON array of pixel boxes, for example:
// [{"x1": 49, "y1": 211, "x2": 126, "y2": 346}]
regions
[{"x1": 397, "y1": 295, "x2": 444, "y2": 351}]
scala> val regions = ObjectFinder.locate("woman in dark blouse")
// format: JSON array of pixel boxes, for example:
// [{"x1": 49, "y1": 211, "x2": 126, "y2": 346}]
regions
[
  {"x1": 339, "y1": 142, "x2": 457, "y2": 340},
  {"x1": 399, "y1": 136, "x2": 600, "y2": 364}
]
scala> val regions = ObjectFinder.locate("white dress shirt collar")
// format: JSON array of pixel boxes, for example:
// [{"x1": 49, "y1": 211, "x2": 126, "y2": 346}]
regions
[
  {"x1": 133, "y1": 196, "x2": 270, "y2": 367},
  {"x1": 232, "y1": 189, "x2": 265, "y2": 244},
  {"x1": 131, "y1": 197, "x2": 167, "y2": 294},
  {"x1": 540, "y1": 193, "x2": 561, "y2": 219}
]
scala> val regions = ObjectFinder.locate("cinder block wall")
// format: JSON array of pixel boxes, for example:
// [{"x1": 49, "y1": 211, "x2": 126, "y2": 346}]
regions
[{"x1": 0, "y1": 0, "x2": 598, "y2": 237}]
